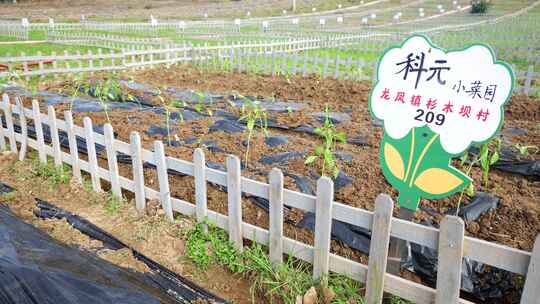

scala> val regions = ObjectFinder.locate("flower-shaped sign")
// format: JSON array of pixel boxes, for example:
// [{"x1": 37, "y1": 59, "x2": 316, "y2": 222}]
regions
[{"x1": 369, "y1": 35, "x2": 514, "y2": 211}]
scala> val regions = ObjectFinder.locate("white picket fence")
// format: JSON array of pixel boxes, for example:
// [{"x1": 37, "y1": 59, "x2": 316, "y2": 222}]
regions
[
  {"x1": 0, "y1": 22, "x2": 28, "y2": 40},
  {"x1": 1, "y1": 46, "x2": 538, "y2": 94},
  {"x1": 0, "y1": 93, "x2": 539, "y2": 303}
]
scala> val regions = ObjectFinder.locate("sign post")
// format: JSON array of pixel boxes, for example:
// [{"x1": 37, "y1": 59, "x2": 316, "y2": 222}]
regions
[{"x1": 369, "y1": 35, "x2": 514, "y2": 272}]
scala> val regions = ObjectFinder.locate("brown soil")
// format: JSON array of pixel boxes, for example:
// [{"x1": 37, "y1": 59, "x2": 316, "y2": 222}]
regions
[
  {"x1": 63, "y1": 65, "x2": 538, "y2": 252},
  {"x1": 19, "y1": 65, "x2": 538, "y2": 255},
  {"x1": 0, "y1": 152, "x2": 263, "y2": 304},
  {"x1": 2, "y1": 65, "x2": 538, "y2": 304}
]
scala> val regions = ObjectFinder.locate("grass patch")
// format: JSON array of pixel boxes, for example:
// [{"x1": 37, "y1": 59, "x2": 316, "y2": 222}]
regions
[
  {"x1": 31, "y1": 158, "x2": 71, "y2": 186},
  {"x1": 0, "y1": 43, "x2": 110, "y2": 57},
  {"x1": 185, "y1": 222, "x2": 369, "y2": 303},
  {"x1": 104, "y1": 194, "x2": 125, "y2": 215}
]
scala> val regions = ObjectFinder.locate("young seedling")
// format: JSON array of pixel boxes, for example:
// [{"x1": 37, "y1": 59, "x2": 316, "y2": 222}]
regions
[
  {"x1": 82, "y1": 77, "x2": 136, "y2": 123},
  {"x1": 514, "y1": 143, "x2": 539, "y2": 157},
  {"x1": 479, "y1": 138, "x2": 501, "y2": 189},
  {"x1": 238, "y1": 95, "x2": 268, "y2": 169},
  {"x1": 304, "y1": 106, "x2": 346, "y2": 178},
  {"x1": 455, "y1": 138, "x2": 501, "y2": 214},
  {"x1": 193, "y1": 91, "x2": 213, "y2": 116},
  {"x1": 0, "y1": 68, "x2": 23, "y2": 88}
]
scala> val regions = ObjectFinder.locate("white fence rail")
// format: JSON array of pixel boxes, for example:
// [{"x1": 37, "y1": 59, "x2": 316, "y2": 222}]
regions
[
  {"x1": 0, "y1": 22, "x2": 28, "y2": 40},
  {"x1": 0, "y1": 94, "x2": 538, "y2": 303}
]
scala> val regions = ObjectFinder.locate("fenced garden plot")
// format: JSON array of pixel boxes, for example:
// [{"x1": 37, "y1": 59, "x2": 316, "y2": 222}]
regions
[{"x1": 2, "y1": 66, "x2": 536, "y2": 303}]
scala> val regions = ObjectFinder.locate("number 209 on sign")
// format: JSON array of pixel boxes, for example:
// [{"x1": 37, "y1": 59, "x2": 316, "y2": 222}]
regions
[{"x1": 414, "y1": 109, "x2": 445, "y2": 126}]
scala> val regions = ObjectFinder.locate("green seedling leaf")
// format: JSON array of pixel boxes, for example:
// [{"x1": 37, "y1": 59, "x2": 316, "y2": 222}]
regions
[{"x1": 304, "y1": 155, "x2": 318, "y2": 165}]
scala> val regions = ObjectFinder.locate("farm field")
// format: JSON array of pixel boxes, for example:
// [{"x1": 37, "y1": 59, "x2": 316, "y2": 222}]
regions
[{"x1": 0, "y1": 1, "x2": 539, "y2": 304}]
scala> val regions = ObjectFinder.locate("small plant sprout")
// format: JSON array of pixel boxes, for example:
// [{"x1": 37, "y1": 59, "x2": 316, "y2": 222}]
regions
[
  {"x1": 238, "y1": 95, "x2": 268, "y2": 169},
  {"x1": 514, "y1": 143, "x2": 539, "y2": 157},
  {"x1": 0, "y1": 68, "x2": 23, "y2": 88},
  {"x1": 68, "y1": 74, "x2": 86, "y2": 112},
  {"x1": 455, "y1": 138, "x2": 501, "y2": 214},
  {"x1": 305, "y1": 106, "x2": 346, "y2": 178},
  {"x1": 193, "y1": 91, "x2": 213, "y2": 116},
  {"x1": 155, "y1": 88, "x2": 175, "y2": 145},
  {"x1": 82, "y1": 77, "x2": 136, "y2": 123},
  {"x1": 479, "y1": 138, "x2": 501, "y2": 188}
]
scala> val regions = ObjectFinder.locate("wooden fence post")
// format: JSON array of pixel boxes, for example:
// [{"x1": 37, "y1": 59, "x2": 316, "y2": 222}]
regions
[
  {"x1": 3, "y1": 94, "x2": 17, "y2": 154},
  {"x1": 194, "y1": 148, "x2": 207, "y2": 226},
  {"x1": 16, "y1": 98, "x2": 28, "y2": 161},
  {"x1": 435, "y1": 216, "x2": 465, "y2": 304},
  {"x1": 104, "y1": 123, "x2": 121, "y2": 198},
  {"x1": 521, "y1": 235, "x2": 540, "y2": 303},
  {"x1": 32, "y1": 100, "x2": 46, "y2": 163},
  {"x1": 61, "y1": 110, "x2": 82, "y2": 182},
  {"x1": 154, "y1": 140, "x2": 173, "y2": 222},
  {"x1": 269, "y1": 168, "x2": 284, "y2": 265},
  {"x1": 130, "y1": 131, "x2": 146, "y2": 212},
  {"x1": 365, "y1": 194, "x2": 394, "y2": 304},
  {"x1": 47, "y1": 106, "x2": 62, "y2": 167},
  {"x1": 226, "y1": 155, "x2": 243, "y2": 252},
  {"x1": 313, "y1": 176, "x2": 334, "y2": 283},
  {"x1": 83, "y1": 117, "x2": 102, "y2": 192}
]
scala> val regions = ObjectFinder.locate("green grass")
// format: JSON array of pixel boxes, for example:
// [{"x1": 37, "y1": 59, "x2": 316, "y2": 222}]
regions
[
  {"x1": 31, "y1": 158, "x2": 71, "y2": 186},
  {"x1": 184, "y1": 222, "x2": 370, "y2": 304},
  {"x1": 105, "y1": 194, "x2": 125, "y2": 215},
  {"x1": 0, "y1": 43, "x2": 109, "y2": 57}
]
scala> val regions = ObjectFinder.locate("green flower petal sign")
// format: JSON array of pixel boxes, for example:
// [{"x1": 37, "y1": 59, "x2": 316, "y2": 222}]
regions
[
  {"x1": 370, "y1": 35, "x2": 514, "y2": 211},
  {"x1": 380, "y1": 126, "x2": 470, "y2": 210}
]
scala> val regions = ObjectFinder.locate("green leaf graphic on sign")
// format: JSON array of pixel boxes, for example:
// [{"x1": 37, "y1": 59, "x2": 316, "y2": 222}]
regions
[{"x1": 380, "y1": 126, "x2": 471, "y2": 210}]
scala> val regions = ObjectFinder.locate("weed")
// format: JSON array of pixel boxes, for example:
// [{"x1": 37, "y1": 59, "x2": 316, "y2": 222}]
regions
[
  {"x1": 305, "y1": 106, "x2": 346, "y2": 178},
  {"x1": 328, "y1": 273, "x2": 365, "y2": 304},
  {"x1": 0, "y1": 191, "x2": 17, "y2": 202},
  {"x1": 514, "y1": 143, "x2": 539, "y2": 157},
  {"x1": 185, "y1": 223, "x2": 214, "y2": 269},
  {"x1": 238, "y1": 95, "x2": 268, "y2": 168},
  {"x1": 105, "y1": 194, "x2": 124, "y2": 215},
  {"x1": 184, "y1": 222, "x2": 384, "y2": 304},
  {"x1": 0, "y1": 68, "x2": 23, "y2": 87},
  {"x1": 31, "y1": 159, "x2": 71, "y2": 186}
]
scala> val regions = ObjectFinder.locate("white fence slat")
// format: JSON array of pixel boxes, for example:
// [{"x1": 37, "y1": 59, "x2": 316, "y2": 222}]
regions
[
  {"x1": 16, "y1": 98, "x2": 28, "y2": 160},
  {"x1": 365, "y1": 194, "x2": 394, "y2": 304},
  {"x1": 47, "y1": 106, "x2": 62, "y2": 167},
  {"x1": 3, "y1": 95, "x2": 17, "y2": 154},
  {"x1": 194, "y1": 148, "x2": 207, "y2": 225},
  {"x1": 521, "y1": 235, "x2": 540, "y2": 303},
  {"x1": 83, "y1": 117, "x2": 102, "y2": 192},
  {"x1": 130, "y1": 131, "x2": 146, "y2": 211},
  {"x1": 64, "y1": 110, "x2": 82, "y2": 182},
  {"x1": 435, "y1": 216, "x2": 465, "y2": 304},
  {"x1": 32, "y1": 100, "x2": 46, "y2": 163},
  {"x1": 523, "y1": 65, "x2": 534, "y2": 94},
  {"x1": 226, "y1": 155, "x2": 243, "y2": 251},
  {"x1": 154, "y1": 140, "x2": 173, "y2": 221},
  {"x1": 104, "y1": 123, "x2": 121, "y2": 198},
  {"x1": 0, "y1": 105, "x2": 5, "y2": 151},
  {"x1": 313, "y1": 177, "x2": 334, "y2": 282},
  {"x1": 269, "y1": 168, "x2": 284, "y2": 264}
]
